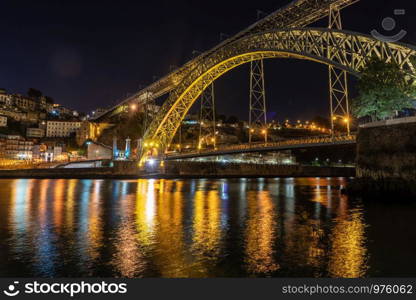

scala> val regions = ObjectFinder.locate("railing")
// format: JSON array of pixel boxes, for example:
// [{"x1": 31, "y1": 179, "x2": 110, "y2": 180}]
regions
[{"x1": 166, "y1": 134, "x2": 356, "y2": 158}]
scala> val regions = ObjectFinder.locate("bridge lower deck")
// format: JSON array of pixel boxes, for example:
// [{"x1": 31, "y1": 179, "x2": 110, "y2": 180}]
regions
[{"x1": 165, "y1": 135, "x2": 356, "y2": 160}]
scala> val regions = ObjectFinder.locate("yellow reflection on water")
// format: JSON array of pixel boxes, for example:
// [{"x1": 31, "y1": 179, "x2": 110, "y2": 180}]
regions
[
  {"x1": 192, "y1": 188, "x2": 222, "y2": 276},
  {"x1": 135, "y1": 179, "x2": 157, "y2": 247},
  {"x1": 2, "y1": 178, "x2": 370, "y2": 278},
  {"x1": 245, "y1": 190, "x2": 279, "y2": 275},
  {"x1": 88, "y1": 181, "x2": 103, "y2": 260},
  {"x1": 153, "y1": 180, "x2": 189, "y2": 278},
  {"x1": 65, "y1": 180, "x2": 77, "y2": 231},
  {"x1": 38, "y1": 180, "x2": 49, "y2": 226},
  {"x1": 10, "y1": 179, "x2": 34, "y2": 234},
  {"x1": 53, "y1": 179, "x2": 65, "y2": 231},
  {"x1": 329, "y1": 207, "x2": 368, "y2": 278},
  {"x1": 112, "y1": 181, "x2": 144, "y2": 278}
]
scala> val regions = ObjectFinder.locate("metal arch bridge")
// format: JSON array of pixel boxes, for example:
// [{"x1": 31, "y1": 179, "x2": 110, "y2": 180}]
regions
[
  {"x1": 140, "y1": 27, "x2": 416, "y2": 161},
  {"x1": 164, "y1": 135, "x2": 356, "y2": 160},
  {"x1": 94, "y1": 0, "x2": 362, "y2": 121},
  {"x1": 90, "y1": 0, "x2": 416, "y2": 163}
]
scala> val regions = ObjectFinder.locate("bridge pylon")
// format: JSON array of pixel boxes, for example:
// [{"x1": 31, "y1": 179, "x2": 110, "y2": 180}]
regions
[
  {"x1": 198, "y1": 83, "x2": 216, "y2": 150},
  {"x1": 143, "y1": 94, "x2": 156, "y2": 136},
  {"x1": 328, "y1": 4, "x2": 351, "y2": 136},
  {"x1": 249, "y1": 59, "x2": 268, "y2": 144},
  {"x1": 138, "y1": 94, "x2": 156, "y2": 161}
]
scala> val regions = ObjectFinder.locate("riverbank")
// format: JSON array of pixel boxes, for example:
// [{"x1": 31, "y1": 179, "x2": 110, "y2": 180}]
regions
[
  {"x1": 164, "y1": 161, "x2": 355, "y2": 178},
  {"x1": 0, "y1": 161, "x2": 355, "y2": 179}
]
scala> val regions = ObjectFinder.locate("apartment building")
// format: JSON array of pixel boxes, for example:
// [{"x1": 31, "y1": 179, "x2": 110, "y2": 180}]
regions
[
  {"x1": 46, "y1": 120, "x2": 81, "y2": 137},
  {"x1": 0, "y1": 134, "x2": 33, "y2": 159}
]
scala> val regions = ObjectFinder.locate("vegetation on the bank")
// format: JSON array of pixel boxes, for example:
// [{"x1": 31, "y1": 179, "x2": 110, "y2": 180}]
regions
[
  {"x1": 352, "y1": 57, "x2": 416, "y2": 121},
  {"x1": 98, "y1": 111, "x2": 146, "y2": 145}
]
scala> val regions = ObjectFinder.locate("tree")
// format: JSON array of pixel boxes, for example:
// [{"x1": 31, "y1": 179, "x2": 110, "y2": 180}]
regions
[
  {"x1": 352, "y1": 57, "x2": 416, "y2": 121},
  {"x1": 27, "y1": 88, "x2": 42, "y2": 99},
  {"x1": 45, "y1": 96, "x2": 55, "y2": 104}
]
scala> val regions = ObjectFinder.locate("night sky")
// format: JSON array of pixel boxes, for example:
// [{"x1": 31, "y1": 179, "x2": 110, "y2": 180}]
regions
[{"x1": 1, "y1": 0, "x2": 415, "y2": 121}]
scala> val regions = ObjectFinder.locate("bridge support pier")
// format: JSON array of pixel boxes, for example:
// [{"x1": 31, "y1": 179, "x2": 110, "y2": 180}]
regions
[
  {"x1": 328, "y1": 4, "x2": 351, "y2": 136},
  {"x1": 198, "y1": 83, "x2": 216, "y2": 150},
  {"x1": 143, "y1": 93, "x2": 156, "y2": 136},
  {"x1": 249, "y1": 59, "x2": 268, "y2": 144}
]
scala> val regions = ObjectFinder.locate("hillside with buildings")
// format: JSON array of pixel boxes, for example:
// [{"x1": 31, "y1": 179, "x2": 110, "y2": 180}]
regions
[{"x1": 0, "y1": 88, "x2": 97, "y2": 167}]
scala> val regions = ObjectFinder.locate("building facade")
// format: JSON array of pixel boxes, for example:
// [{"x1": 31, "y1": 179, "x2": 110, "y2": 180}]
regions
[
  {"x1": 0, "y1": 89, "x2": 13, "y2": 106},
  {"x1": 11, "y1": 94, "x2": 38, "y2": 111},
  {"x1": 46, "y1": 120, "x2": 82, "y2": 137},
  {"x1": 0, "y1": 134, "x2": 33, "y2": 160},
  {"x1": 76, "y1": 121, "x2": 113, "y2": 146},
  {"x1": 26, "y1": 127, "x2": 45, "y2": 138}
]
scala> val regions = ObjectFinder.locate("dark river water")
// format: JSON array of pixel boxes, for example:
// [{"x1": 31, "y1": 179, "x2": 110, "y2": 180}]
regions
[{"x1": 0, "y1": 178, "x2": 415, "y2": 278}]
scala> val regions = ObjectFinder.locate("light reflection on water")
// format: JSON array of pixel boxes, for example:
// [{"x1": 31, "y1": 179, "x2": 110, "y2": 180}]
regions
[{"x1": 0, "y1": 178, "x2": 414, "y2": 278}]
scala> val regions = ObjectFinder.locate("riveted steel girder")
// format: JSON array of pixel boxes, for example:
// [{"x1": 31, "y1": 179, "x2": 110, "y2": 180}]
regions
[
  {"x1": 328, "y1": 4, "x2": 351, "y2": 135},
  {"x1": 249, "y1": 59, "x2": 268, "y2": 143},
  {"x1": 198, "y1": 83, "x2": 216, "y2": 149}
]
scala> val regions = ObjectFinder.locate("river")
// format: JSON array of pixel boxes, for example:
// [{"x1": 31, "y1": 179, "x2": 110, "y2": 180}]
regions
[{"x1": 0, "y1": 178, "x2": 414, "y2": 278}]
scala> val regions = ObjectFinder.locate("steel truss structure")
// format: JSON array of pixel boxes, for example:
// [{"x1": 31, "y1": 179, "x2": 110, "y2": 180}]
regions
[
  {"x1": 143, "y1": 99, "x2": 155, "y2": 135},
  {"x1": 140, "y1": 28, "x2": 416, "y2": 162},
  {"x1": 249, "y1": 59, "x2": 267, "y2": 143},
  {"x1": 328, "y1": 4, "x2": 350, "y2": 135},
  {"x1": 198, "y1": 83, "x2": 216, "y2": 149},
  {"x1": 94, "y1": 0, "x2": 360, "y2": 121}
]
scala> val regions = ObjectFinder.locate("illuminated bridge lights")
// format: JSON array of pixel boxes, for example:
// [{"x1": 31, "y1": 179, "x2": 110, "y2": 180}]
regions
[{"x1": 143, "y1": 141, "x2": 159, "y2": 149}]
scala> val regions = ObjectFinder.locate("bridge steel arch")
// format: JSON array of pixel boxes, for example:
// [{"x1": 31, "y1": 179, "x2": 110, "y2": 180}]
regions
[{"x1": 141, "y1": 28, "x2": 416, "y2": 162}]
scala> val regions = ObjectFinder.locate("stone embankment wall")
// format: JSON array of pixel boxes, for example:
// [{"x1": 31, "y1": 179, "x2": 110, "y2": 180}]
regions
[
  {"x1": 0, "y1": 167, "x2": 117, "y2": 179},
  {"x1": 0, "y1": 160, "x2": 355, "y2": 179},
  {"x1": 164, "y1": 161, "x2": 355, "y2": 178},
  {"x1": 0, "y1": 161, "x2": 142, "y2": 179},
  {"x1": 350, "y1": 120, "x2": 416, "y2": 198}
]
